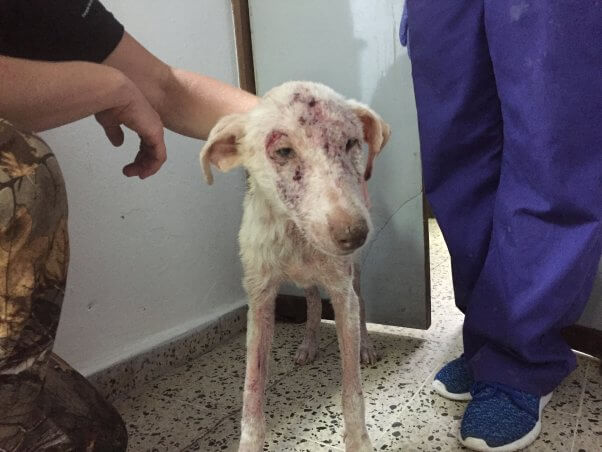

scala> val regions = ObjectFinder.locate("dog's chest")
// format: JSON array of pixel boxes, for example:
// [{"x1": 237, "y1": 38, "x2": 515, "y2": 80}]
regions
[
  {"x1": 239, "y1": 196, "x2": 347, "y2": 287},
  {"x1": 282, "y1": 242, "x2": 329, "y2": 287}
]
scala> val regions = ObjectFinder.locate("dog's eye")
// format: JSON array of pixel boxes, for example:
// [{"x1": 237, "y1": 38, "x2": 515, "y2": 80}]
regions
[
  {"x1": 276, "y1": 147, "x2": 294, "y2": 159},
  {"x1": 345, "y1": 138, "x2": 359, "y2": 152}
]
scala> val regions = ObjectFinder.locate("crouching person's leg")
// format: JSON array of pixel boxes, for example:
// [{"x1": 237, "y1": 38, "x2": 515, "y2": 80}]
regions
[{"x1": 0, "y1": 120, "x2": 127, "y2": 451}]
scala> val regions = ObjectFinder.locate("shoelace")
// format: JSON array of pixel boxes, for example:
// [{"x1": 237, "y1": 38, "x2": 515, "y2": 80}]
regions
[{"x1": 470, "y1": 382, "x2": 539, "y2": 419}]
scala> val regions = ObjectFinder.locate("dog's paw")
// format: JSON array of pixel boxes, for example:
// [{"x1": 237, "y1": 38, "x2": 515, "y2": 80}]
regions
[
  {"x1": 344, "y1": 432, "x2": 374, "y2": 452},
  {"x1": 238, "y1": 442, "x2": 263, "y2": 452},
  {"x1": 360, "y1": 338, "x2": 380, "y2": 366},
  {"x1": 294, "y1": 340, "x2": 318, "y2": 364},
  {"x1": 239, "y1": 427, "x2": 265, "y2": 452}
]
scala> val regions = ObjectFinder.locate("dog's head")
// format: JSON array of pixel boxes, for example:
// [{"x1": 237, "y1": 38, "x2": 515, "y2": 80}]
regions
[{"x1": 200, "y1": 81, "x2": 390, "y2": 256}]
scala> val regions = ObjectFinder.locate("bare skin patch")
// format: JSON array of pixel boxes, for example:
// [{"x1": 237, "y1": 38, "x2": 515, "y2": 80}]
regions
[
  {"x1": 293, "y1": 166, "x2": 303, "y2": 182},
  {"x1": 274, "y1": 160, "x2": 305, "y2": 207},
  {"x1": 265, "y1": 130, "x2": 286, "y2": 150},
  {"x1": 266, "y1": 139, "x2": 306, "y2": 208},
  {"x1": 276, "y1": 179, "x2": 303, "y2": 209}
]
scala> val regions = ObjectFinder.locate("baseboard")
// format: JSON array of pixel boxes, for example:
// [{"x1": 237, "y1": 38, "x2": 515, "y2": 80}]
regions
[
  {"x1": 562, "y1": 324, "x2": 602, "y2": 361},
  {"x1": 91, "y1": 294, "x2": 323, "y2": 402},
  {"x1": 275, "y1": 293, "x2": 333, "y2": 323},
  {"x1": 87, "y1": 305, "x2": 248, "y2": 402}
]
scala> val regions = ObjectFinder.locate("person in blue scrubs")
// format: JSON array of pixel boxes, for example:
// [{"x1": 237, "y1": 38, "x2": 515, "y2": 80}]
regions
[{"x1": 401, "y1": 1, "x2": 601, "y2": 450}]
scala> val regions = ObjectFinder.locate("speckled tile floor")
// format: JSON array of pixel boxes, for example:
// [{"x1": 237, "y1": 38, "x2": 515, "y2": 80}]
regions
[{"x1": 115, "y1": 220, "x2": 601, "y2": 451}]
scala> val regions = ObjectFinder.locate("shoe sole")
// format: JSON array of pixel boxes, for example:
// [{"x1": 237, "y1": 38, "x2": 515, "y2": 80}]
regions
[
  {"x1": 432, "y1": 379, "x2": 472, "y2": 401},
  {"x1": 458, "y1": 392, "x2": 553, "y2": 452}
]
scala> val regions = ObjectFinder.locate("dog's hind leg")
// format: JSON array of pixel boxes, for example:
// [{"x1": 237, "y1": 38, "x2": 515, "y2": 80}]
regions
[
  {"x1": 353, "y1": 262, "x2": 380, "y2": 365},
  {"x1": 239, "y1": 280, "x2": 278, "y2": 452},
  {"x1": 294, "y1": 286, "x2": 322, "y2": 364},
  {"x1": 331, "y1": 287, "x2": 373, "y2": 451}
]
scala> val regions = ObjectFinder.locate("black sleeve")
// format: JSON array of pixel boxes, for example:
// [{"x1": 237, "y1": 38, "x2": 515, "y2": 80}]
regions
[{"x1": 0, "y1": 0, "x2": 125, "y2": 63}]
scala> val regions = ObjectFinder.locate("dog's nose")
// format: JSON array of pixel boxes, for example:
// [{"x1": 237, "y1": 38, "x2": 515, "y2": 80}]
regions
[{"x1": 329, "y1": 218, "x2": 369, "y2": 252}]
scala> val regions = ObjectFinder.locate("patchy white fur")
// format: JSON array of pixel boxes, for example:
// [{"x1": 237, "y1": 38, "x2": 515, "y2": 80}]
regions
[{"x1": 200, "y1": 81, "x2": 390, "y2": 452}]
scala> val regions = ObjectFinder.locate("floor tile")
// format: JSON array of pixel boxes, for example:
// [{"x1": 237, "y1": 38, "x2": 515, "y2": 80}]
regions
[
  {"x1": 404, "y1": 383, "x2": 468, "y2": 427},
  {"x1": 374, "y1": 382, "x2": 467, "y2": 452},
  {"x1": 131, "y1": 319, "x2": 222, "y2": 389},
  {"x1": 252, "y1": 333, "x2": 440, "y2": 449},
  {"x1": 573, "y1": 416, "x2": 601, "y2": 452},
  {"x1": 582, "y1": 360, "x2": 602, "y2": 419},
  {"x1": 182, "y1": 412, "x2": 342, "y2": 451},
  {"x1": 129, "y1": 324, "x2": 338, "y2": 417},
  {"x1": 548, "y1": 355, "x2": 589, "y2": 415},
  {"x1": 260, "y1": 346, "x2": 346, "y2": 449},
  {"x1": 128, "y1": 335, "x2": 246, "y2": 416},
  {"x1": 428, "y1": 220, "x2": 450, "y2": 271},
  {"x1": 114, "y1": 391, "x2": 214, "y2": 451},
  {"x1": 361, "y1": 331, "x2": 450, "y2": 384},
  {"x1": 525, "y1": 410, "x2": 577, "y2": 451},
  {"x1": 376, "y1": 416, "x2": 466, "y2": 452}
]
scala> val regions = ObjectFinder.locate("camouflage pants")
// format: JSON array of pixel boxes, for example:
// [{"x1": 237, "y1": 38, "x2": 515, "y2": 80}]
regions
[{"x1": 0, "y1": 120, "x2": 126, "y2": 451}]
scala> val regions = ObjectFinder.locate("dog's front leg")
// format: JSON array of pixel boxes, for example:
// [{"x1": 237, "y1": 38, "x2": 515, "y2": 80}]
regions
[
  {"x1": 331, "y1": 287, "x2": 373, "y2": 452},
  {"x1": 239, "y1": 283, "x2": 277, "y2": 452},
  {"x1": 353, "y1": 263, "x2": 379, "y2": 365},
  {"x1": 295, "y1": 286, "x2": 322, "y2": 364}
]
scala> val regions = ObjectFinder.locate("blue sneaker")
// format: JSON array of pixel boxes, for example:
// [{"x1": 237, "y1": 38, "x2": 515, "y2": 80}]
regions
[
  {"x1": 432, "y1": 355, "x2": 474, "y2": 401},
  {"x1": 459, "y1": 382, "x2": 553, "y2": 451}
]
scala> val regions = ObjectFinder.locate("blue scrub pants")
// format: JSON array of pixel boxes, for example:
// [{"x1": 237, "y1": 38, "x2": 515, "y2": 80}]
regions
[{"x1": 405, "y1": 0, "x2": 601, "y2": 395}]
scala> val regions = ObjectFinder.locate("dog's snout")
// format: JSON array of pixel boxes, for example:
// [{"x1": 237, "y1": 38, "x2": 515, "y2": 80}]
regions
[{"x1": 328, "y1": 211, "x2": 369, "y2": 252}]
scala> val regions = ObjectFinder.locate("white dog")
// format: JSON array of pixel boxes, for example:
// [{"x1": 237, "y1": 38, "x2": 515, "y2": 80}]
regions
[{"x1": 200, "y1": 81, "x2": 390, "y2": 452}]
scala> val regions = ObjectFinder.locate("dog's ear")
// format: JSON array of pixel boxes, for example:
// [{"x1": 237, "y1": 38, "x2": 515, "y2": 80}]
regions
[
  {"x1": 348, "y1": 100, "x2": 391, "y2": 181},
  {"x1": 199, "y1": 113, "x2": 245, "y2": 185}
]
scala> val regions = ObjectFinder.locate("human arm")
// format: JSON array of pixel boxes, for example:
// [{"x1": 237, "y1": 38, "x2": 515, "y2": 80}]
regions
[
  {"x1": 0, "y1": 55, "x2": 166, "y2": 178},
  {"x1": 103, "y1": 32, "x2": 259, "y2": 140}
]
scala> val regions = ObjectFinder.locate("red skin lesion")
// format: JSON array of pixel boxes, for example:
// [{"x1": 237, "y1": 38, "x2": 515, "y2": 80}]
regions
[
  {"x1": 265, "y1": 130, "x2": 286, "y2": 150},
  {"x1": 293, "y1": 167, "x2": 303, "y2": 181}
]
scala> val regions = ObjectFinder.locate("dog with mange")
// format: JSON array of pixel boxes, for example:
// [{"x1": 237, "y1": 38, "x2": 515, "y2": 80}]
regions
[{"x1": 200, "y1": 81, "x2": 390, "y2": 452}]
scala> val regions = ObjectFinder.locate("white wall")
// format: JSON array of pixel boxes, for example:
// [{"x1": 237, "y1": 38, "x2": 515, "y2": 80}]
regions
[{"x1": 46, "y1": 0, "x2": 247, "y2": 376}]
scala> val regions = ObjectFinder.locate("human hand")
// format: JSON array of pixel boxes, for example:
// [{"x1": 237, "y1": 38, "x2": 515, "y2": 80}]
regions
[{"x1": 95, "y1": 80, "x2": 166, "y2": 179}]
